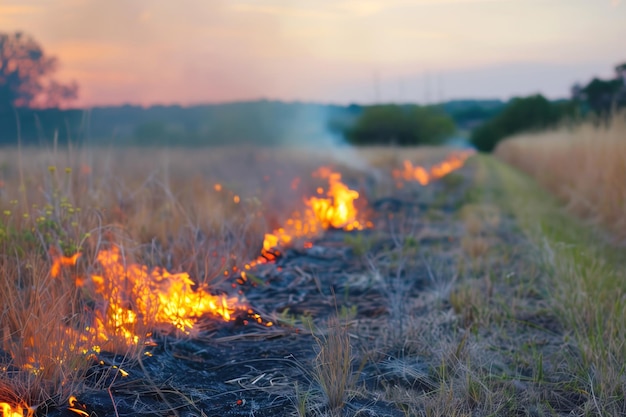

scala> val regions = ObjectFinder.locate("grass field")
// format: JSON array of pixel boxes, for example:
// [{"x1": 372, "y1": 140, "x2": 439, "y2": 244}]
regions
[
  {"x1": 495, "y1": 113, "x2": 626, "y2": 241},
  {"x1": 0, "y1": 143, "x2": 624, "y2": 416}
]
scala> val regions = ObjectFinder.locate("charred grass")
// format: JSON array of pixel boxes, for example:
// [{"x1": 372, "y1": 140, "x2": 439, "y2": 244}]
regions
[{"x1": 0, "y1": 144, "x2": 622, "y2": 416}]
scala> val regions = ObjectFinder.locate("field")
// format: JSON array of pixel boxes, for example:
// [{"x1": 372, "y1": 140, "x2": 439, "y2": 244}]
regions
[
  {"x1": 495, "y1": 114, "x2": 626, "y2": 240},
  {"x1": 0, "y1": 142, "x2": 624, "y2": 416}
]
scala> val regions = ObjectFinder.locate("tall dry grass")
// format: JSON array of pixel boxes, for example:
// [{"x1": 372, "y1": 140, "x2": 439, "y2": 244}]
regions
[
  {"x1": 0, "y1": 144, "x2": 417, "y2": 411},
  {"x1": 0, "y1": 143, "x2": 466, "y2": 412},
  {"x1": 494, "y1": 114, "x2": 626, "y2": 240},
  {"x1": 0, "y1": 145, "x2": 311, "y2": 410}
]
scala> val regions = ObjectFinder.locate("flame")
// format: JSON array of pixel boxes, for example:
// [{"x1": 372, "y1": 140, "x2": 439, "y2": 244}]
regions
[
  {"x1": 0, "y1": 403, "x2": 26, "y2": 417},
  {"x1": 50, "y1": 250, "x2": 81, "y2": 278},
  {"x1": 88, "y1": 247, "x2": 246, "y2": 338},
  {"x1": 392, "y1": 150, "x2": 475, "y2": 185},
  {"x1": 260, "y1": 167, "x2": 370, "y2": 258},
  {"x1": 48, "y1": 247, "x2": 255, "y2": 348},
  {"x1": 67, "y1": 396, "x2": 89, "y2": 417}
]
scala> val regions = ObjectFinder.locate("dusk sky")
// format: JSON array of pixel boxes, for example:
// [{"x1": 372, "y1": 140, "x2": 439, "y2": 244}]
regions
[{"x1": 1, "y1": 0, "x2": 625, "y2": 106}]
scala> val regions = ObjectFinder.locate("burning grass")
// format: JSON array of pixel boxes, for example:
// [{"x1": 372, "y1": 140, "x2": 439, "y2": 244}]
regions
[
  {"x1": 392, "y1": 149, "x2": 474, "y2": 186},
  {"x1": 3, "y1": 143, "x2": 622, "y2": 416},
  {"x1": 494, "y1": 113, "x2": 626, "y2": 241},
  {"x1": 0, "y1": 145, "x2": 479, "y2": 415}
]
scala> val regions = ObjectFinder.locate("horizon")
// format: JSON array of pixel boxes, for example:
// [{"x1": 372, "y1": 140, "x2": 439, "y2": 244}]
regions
[
  {"x1": 2, "y1": 0, "x2": 624, "y2": 107},
  {"x1": 53, "y1": 97, "x2": 526, "y2": 111}
]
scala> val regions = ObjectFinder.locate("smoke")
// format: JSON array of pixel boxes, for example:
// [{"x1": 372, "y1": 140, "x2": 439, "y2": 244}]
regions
[{"x1": 276, "y1": 103, "x2": 372, "y2": 173}]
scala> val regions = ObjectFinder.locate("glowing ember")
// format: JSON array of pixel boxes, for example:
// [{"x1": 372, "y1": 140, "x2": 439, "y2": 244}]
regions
[
  {"x1": 392, "y1": 150, "x2": 475, "y2": 185},
  {"x1": 260, "y1": 167, "x2": 371, "y2": 259}
]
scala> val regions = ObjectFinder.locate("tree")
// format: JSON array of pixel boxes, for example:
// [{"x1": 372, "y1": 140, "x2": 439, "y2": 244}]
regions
[
  {"x1": 615, "y1": 62, "x2": 626, "y2": 83},
  {"x1": 471, "y1": 95, "x2": 574, "y2": 152},
  {"x1": 580, "y1": 78, "x2": 623, "y2": 117},
  {"x1": 0, "y1": 31, "x2": 78, "y2": 110},
  {"x1": 571, "y1": 62, "x2": 626, "y2": 119}
]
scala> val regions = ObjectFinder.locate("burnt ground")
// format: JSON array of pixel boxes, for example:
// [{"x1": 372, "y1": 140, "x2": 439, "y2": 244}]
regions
[{"x1": 40, "y1": 162, "x2": 572, "y2": 417}]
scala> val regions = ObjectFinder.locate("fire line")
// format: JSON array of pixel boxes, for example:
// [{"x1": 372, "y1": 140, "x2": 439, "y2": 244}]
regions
[
  {"x1": 392, "y1": 150, "x2": 475, "y2": 186},
  {"x1": 259, "y1": 166, "x2": 371, "y2": 260}
]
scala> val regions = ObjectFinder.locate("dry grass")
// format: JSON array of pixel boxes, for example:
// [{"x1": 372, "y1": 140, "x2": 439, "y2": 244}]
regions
[
  {"x1": 494, "y1": 115, "x2": 626, "y2": 410},
  {"x1": 0, "y1": 145, "x2": 344, "y2": 411},
  {"x1": 480, "y1": 154, "x2": 626, "y2": 415},
  {"x1": 312, "y1": 317, "x2": 357, "y2": 416},
  {"x1": 5, "y1": 143, "x2": 608, "y2": 416},
  {"x1": 0, "y1": 143, "x2": 457, "y2": 413},
  {"x1": 355, "y1": 145, "x2": 457, "y2": 169},
  {"x1": 494, "y1": 113, "x2": 626, "y2": 241}
]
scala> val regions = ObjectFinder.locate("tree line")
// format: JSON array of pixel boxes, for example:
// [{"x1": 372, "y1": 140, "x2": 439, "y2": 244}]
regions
[
  {"x1": 470, "y1": 63, "x2": 626, "y2": 152},
  {"x1": 1, "y1": 31, "x2": 624, "y2": 149}
]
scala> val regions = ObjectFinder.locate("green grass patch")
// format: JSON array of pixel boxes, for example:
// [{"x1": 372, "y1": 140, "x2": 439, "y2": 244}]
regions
[{"x1": 469, "y1": 154, "x2": 626, "y2": 413}]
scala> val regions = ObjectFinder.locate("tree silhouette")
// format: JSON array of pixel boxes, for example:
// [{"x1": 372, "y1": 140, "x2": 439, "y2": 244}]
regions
[{"x1": 0, "y1": 31, "x2": 78, "y2": 110}]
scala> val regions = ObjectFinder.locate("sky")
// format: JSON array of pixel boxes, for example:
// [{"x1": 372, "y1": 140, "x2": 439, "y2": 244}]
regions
[{"x1": 1, "y1": 0, "x2": 625, "y2": 107}]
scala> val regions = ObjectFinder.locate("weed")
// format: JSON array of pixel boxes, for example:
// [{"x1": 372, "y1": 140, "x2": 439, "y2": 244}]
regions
[
  {"x1": 343, "y1": 233, "x2": 374, "y2": 258},
  {"x1": 312, "y1": 317, "x2": 356, "y2": 415}
]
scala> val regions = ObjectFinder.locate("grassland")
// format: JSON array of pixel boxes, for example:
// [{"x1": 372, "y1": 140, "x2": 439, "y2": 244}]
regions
[
  {"x1": 467, "y1": 155, "x2": 626, "y2": 415},
  {"x1": 0, "y1": 143, "x2": 624, "y2": 416},
  {"x1": 495, "y1": 113, "x2": 626, "y2": 241}
]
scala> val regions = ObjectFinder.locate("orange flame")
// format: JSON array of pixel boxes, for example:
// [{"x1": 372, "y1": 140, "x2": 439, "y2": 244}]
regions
[
  {"x1": 49, "y1": 247, "x2": 259, "y2": 348},
  {"x1": 392, "y1": 150, "x2": 475, "y2": 185},
  {"x1": 67, "y1": 396, "x2": 89, "y2": 417},
  {"x1": 260, "y1": 167, "x2": 371, "y2": 258},
  {"x1": 88, "y1": 247, "x2": 247, "y2": 338},
  {"x1": 0, "y1": 402, "x2": 27, "y2": 417},
  {"x1": 50, "y1": 250, "x2": 81, "y2": 278}
]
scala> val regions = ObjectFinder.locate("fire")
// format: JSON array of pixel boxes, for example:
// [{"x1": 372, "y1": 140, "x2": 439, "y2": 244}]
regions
[
  {"x1": 68, "y1": 396, "x2": 89, "y2": 417},
  {"x1": 260, "y1": 167, "x2": 370, "y2": 259},
  {"x1": 392, "y1": 150, "x2": 475, "y2": 185},
  {"x1": 89, "y1": 247, "x2": 247, "y2": 337},
  {"x1": 49, "y1": 247, "x2": 256, "y2": 347},
  {"x1": 50, "y1": 250, "x2": 80, "y2": 278},
  {"x1": 309, "y1": 167, "x2": 363, "y2": 230},
  {"x1": 0, "y1": 403, "x2": 26, "y2": 417},
  {"x1": 44, "y1": 168, "x2": 368, "y2": 349}
]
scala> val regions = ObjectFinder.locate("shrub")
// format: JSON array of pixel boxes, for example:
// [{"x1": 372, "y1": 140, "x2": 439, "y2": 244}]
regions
[{"x1": 345, "y1": 105, "x2": 456, "y2": 146}]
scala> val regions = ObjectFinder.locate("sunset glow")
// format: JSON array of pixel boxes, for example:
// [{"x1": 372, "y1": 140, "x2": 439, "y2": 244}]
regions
[{"x1": 1, "y1": 0, "x2": 624, "y2": 106}]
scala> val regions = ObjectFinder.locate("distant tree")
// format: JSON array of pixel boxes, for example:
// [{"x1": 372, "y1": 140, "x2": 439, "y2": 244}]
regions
[
  {"x1": 580, "y1": 78, "x2": 623, "y2": 117},
  {"x1": 0, "y1": 31, "x2": 78, "y2": 111},
  {"x1": 344, "y1": 105, "x2": 455, "y2": 146},
  {"x1": 615, "y1": 62, "x2": 626, "y2": 83},
  {"x1": 571, "y1": 61, "x2": 626, "y2": 119},
  {"x1": 471, "y1": 95, "x2": 573, "y2": 152}
]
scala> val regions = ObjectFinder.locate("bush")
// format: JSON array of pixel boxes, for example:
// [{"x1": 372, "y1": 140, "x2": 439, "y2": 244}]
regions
[{"x1": 344, "y1": 105, "x2": 456, "y2": 146}]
